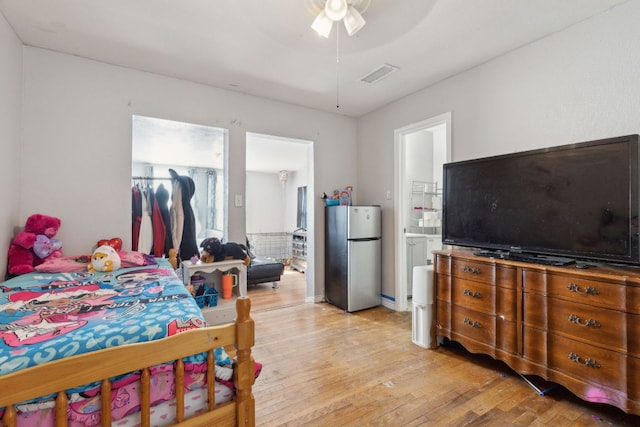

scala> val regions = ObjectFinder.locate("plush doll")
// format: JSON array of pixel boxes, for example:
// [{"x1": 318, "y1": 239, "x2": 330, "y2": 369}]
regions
[
  {"x1": 200, "y1": 237, "x2": 251, "y2": 265},
  {"x1": 96, "y1": 237, "x2": 123, "y2": 251},
  {"x1": 7, "y1": 214, "x2": 63, "y2": 276},
  {"x1": 88, "y1": 245, "x2": 122, "y2": 272}
]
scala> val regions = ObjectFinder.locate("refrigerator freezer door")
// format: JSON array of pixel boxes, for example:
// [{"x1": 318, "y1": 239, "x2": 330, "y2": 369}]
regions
[
  {"x1": 347, "y1": 206, "x2": 381, "y2": 239},
  {"x1": 347, "y1": 239, "x2": 381, "y2": 311}
]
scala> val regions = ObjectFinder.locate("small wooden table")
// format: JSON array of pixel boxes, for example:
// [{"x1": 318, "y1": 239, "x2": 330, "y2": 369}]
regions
[{"x1": 181, "y1": 259, "x2": 248, "y2": 325}]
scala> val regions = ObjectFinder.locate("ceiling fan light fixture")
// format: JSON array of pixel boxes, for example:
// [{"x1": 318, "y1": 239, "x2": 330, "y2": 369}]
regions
[
  {"x1": 311, "y1": 10, "x2": 333, "y2": 37},
  {"x1": 324, "y1": 0, "x2": 348, "y2": 22},
  {"x1": 343, "y1": 6, "x2": 365, "y2": 36}
]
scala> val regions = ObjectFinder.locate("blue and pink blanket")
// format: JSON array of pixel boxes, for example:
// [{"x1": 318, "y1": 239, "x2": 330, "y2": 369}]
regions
[{"x1": 0, "y1": 259, "x2": 206, "y2": 378}]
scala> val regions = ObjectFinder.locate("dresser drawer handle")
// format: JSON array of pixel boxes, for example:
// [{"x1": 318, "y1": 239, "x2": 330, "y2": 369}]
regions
[
  {"x1": 463, "y1": 318, "x2": 482, "y2": 328},
  {"x1": 568, "y1": 352, "x2": 601, "y2": 368},
  {"x1": 463, "y1": 265, "x2": 481, "y2": 275},
  {"x1": 566, "y1": 283, "x2": 600, "y2": 295},
  {"x1": 567, "y1": 314, "x2": 601, "y2": 328},
  {"x1": 463, "y1": 289, "x2": 482, "y2": 299}
]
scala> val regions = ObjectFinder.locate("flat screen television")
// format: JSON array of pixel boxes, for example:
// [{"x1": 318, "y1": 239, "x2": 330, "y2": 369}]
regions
[{"x1": 442, "y1": 134, "x2": 640, "y2": 266}]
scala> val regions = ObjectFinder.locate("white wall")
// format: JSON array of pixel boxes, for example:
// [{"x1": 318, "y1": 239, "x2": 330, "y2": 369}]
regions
[
  {"x1": 405, "y1": 131, "x2": 434, "y2": 228},
  {"x1": 18, "y1": 47, "x2": 357, "y2": 300},
  {"x1": 358, "y1": 1, "x2": 640, "y2": 303},
  {"x1": 246, "y1": 171, "x2": 285, "y2": 233},
  {"x1": 0, "y1": 14, "x2": 23, "y2": 276},
  {"x1": 246, "y1": 170, "x2": 308, "y2": 233},
  {"x1": 8, "y1": 2, "x2": 640, "y2": 305}
]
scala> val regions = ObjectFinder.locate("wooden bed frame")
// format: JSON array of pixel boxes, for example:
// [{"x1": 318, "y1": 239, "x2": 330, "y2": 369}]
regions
[{"x1": 0, "y1": 296, "x2": 256, "y2": 427}]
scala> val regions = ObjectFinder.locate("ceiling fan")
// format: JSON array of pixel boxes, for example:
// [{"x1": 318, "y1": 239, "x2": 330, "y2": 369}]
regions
[{"x1": 310, "y1": 0, "x2": 371, "y2": 37}]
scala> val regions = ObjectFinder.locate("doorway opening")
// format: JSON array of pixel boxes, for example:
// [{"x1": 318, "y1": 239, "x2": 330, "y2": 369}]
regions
[
  {"x1": 131, "y1": 115, "x2": 228, "y2": 256},
  {"x1": 393, "y1": 113, "x2": 451, "y2": 312},
  {"x1": 245, "y1": 132, "x2": 314, "y2": 311}
]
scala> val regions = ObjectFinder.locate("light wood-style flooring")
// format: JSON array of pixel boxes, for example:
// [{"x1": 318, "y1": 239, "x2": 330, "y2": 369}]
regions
[
  {"x1": 248, "y1": 268, "x2": 307, "y2": 313},
  {"x1": 248, "y1": 271, "x2": 640, "y2": 426}
]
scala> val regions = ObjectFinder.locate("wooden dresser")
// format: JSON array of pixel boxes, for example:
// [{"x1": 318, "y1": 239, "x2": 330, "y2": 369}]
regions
[{"x1": 433, "y1": 249, "x2": 640, "y2": 415}]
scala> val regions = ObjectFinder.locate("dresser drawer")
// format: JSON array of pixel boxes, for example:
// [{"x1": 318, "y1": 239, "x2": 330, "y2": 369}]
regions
[
  {"x1": 451, "y1": 305, "x2": 517, "y2": 353},
  {"x1": 451, "y1": 259, "x2": 516, "y2": 288},
  {"x1": 435, "y1": 273, "x2": 451, "y2": 303},
  {"x1": 630, "y1": 356, "x2": 640, "y2": 402},
  {"x1": 435, "y1": 254, "x2": 451, "y2": 276},
  {"x1": 452, "y1": 278, "x2": 516, "y2": 320},
  {"x1": 547, "y1": 334, "x2": 626, "y2": 393},
  {"x1": 436, "y1": 300, "x2": 451, "y2": 332},
  {"x1": 523, "y1": 270, "x2": 625, "y2": 311},
  {"x1": 524, "y1": 293, "x2": 629, "y2": 354}
]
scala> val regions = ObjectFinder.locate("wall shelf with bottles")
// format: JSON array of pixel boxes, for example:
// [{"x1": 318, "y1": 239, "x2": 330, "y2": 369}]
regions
[{"x1": 409, "y1": 181, "x2": 442, "y2": 235}]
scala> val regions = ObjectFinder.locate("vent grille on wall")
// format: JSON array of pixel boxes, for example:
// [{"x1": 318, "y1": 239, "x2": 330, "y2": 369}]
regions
[{"x1": 360, "y1": 63, "x2": 400, "y2": 84}]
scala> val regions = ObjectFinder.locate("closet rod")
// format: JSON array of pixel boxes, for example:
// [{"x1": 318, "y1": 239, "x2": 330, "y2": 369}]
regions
[{"x1": 131, "y1": 176, "x2": 173, "y2": 181}]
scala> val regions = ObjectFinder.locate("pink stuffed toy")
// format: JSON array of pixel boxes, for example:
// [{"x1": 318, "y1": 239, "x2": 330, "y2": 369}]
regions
[{"x1": 7, "y1": 214, "x2": 63, "y2": 276}]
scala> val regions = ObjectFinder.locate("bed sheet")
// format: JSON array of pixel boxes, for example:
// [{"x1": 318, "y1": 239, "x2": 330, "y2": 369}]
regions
[
  {"x1": 0, "y1": 368, "x2": 235, "y2": 427},
  {"x1": 0, "y1": 259, "x2": 206, "y2": 378}
]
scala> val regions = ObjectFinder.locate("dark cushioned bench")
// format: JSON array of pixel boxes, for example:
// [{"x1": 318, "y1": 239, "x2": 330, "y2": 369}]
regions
[
  {"x1": 245, "y1": 238, "x2": 285, "y2": 288},
  {"x1": 247, "y1": 256, "x2": 285, "y2": 287}
]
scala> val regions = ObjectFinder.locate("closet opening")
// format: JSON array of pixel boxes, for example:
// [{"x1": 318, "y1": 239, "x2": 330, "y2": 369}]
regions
[{"x1": 131, "y1": 115, "x2": 228, "y2": 258}]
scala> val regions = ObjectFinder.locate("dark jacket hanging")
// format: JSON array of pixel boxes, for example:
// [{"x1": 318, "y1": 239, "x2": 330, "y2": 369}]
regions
[
  {"x1": 131, "y1": 185, "x2": 142, "y2": 251},
  {"x1": 169, "y1": 169, "x2": 199, "y2": 261},
  {"x1": 155, "y1": 183, "x2": 174, "y2": 257}
]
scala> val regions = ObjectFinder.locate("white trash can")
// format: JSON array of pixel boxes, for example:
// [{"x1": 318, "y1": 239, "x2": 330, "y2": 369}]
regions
[{"x1": 412, "y1": 265, "x2": 434, "y2": 348}]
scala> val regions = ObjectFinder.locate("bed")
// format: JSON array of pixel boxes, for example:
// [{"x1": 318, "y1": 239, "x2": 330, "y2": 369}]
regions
[{"x1": 0, "y1": 251, "x2": 256, "y2": 427}]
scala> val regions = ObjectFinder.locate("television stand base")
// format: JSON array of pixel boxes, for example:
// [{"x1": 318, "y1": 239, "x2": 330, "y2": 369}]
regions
[
  {"x1": 517, "y1": 373, "x2": 558, "y2": 396},
  {"x1": 474, "y1": 250, "x2": 574, "y2": 266},
  {"x1": 474, "y1": 249, "x2": 509, "y2": 259}
]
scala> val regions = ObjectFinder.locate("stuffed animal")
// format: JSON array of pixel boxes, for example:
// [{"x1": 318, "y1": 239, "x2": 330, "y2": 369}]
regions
[
  {"x1": 96, "y1": 237, "x2": 123, "y2": 251},
  {"x1": 200, "y1": 237, "x2": 250, "y2": 265},
  {"x1": 88, "y1": 245, "x2": 122, "y2": 272},
  {"x1": 7, "y1": 214, "x2": 63, "y2": 276}
]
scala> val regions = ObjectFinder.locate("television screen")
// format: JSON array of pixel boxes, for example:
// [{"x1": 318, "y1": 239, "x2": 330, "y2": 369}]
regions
[{"x1": 442, "y1": 134, "x2": 640, "y2": 265}]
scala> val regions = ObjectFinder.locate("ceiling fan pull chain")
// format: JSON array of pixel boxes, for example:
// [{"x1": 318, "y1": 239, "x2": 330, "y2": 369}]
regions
[{"x1": 336, "y1": 24, "x2": 340, "y2": 109}]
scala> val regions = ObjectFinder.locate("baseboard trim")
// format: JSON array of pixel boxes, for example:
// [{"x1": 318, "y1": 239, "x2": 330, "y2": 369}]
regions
[
  {"x1": 381, "y1": 298, "x2": 396, "y2": 311},
  {"x1": 306, "y1": 295, "x2": 324, "y2": 303}
]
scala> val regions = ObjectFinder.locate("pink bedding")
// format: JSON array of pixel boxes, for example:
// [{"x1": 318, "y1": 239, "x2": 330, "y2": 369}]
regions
[{"x1": 1, "y1": 361, "x2": 262, "y2": 427}]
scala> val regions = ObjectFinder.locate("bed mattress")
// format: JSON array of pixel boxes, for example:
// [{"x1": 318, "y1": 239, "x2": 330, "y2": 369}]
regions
[{"x1": 0, "y1": 258, "x2": 238, "y2": 426}]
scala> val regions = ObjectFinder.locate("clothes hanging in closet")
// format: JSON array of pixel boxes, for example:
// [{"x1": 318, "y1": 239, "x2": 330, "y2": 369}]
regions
[
  {"x1": 169, "y1": 169, "x2": 199, "y2": 261},
  {"x1": 131, "y1": 186, "x2": 142, "y2": 251},
  {"x1": 138, "y1": 186, "x2": 154, "y2": 254},
  {"x1": 153, "y1": 183, "x2": 171, "y2": 257},
  {"x1": 131, "y1": 178, "x2": 171, "y2": 257}
]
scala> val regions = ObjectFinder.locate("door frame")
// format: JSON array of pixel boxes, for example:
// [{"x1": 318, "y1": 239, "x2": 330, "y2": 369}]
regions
[
  {"x1": 245, "y1": 132, "x2": 315, "y2": 303},
  {"x1": 393, "y1": 112, "x2": 451, "y2": 311}
]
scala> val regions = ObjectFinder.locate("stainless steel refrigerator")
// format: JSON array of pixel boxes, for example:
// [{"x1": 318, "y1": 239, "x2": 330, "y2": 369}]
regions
[{"x1": 325, "y1": 205, "x2": 381, "y2": 312}]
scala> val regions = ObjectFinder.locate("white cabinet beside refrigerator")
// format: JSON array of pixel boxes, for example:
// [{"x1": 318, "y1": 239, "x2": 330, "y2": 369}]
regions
[{"x1": 406, "y1": 234, "x2": 442, "y2": 297}]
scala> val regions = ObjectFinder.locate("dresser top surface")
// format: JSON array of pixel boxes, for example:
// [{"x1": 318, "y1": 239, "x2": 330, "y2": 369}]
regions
[{"x1": 435, "y1": 248, "x2": 640, "y2": 284}]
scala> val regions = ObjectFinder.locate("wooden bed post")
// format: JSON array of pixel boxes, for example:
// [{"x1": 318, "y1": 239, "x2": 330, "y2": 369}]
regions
[{"x1": 235, "y1": 297, "x2": 256, "y2": 426}]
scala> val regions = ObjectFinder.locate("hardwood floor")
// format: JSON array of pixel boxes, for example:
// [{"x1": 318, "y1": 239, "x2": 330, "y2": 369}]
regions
[
  {"x1": 250, "y1": 297, "x2": 640, "y2": 426},
  {"x1": 248, "y1": 267, "x2": 307, "y2": 312}
]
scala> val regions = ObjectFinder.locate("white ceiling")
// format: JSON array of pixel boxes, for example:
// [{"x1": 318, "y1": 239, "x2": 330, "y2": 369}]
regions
[
  {"x1": 1, "y1": 0, "x2": 629, "y2": 174},
  {"x1": 0, "y1": 0, "x2": 629, "y2": 119}
]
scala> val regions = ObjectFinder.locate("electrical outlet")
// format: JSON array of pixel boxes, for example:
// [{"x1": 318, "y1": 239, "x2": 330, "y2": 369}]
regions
[
  {"x1": 386, "y1": 190, "x2": 392, "y2": 200},
  {"x1": 235, "y1": 194, "x2": 243, "y2": 207}
]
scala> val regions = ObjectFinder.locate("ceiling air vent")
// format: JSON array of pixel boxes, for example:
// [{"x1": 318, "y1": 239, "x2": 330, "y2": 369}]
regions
[{"x1": 360, "y1": 63, "x2": 400, "y2": 84}]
